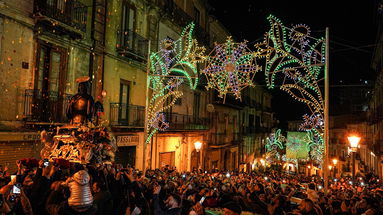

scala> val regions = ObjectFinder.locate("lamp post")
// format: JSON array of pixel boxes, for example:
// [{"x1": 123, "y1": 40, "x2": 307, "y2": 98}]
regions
[
  {"x1": 332, "y1": 158, "x2": 338, "y2": 178},
  {"x1": 348, "y1": 135, "x2": 361, "y2": 182},
  {"x1": 194, "y1": 141, "x2": 202, "y2": 171}
]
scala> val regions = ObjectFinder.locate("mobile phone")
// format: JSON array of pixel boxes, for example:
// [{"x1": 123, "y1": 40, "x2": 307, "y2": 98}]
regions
[
  {"x1": 12, "y1": 184, "x2": 21, "y2": 194},
  {"x1": 44, "y1": 159, "x2": 49, "y2": 167},
  {"x1": 199, "y1": 196, "x2": 206, "y2": 205},
  {"x1": 132, "y1": 207, "x2": 141, "y2": 215},
  {"x1": 11, "y1": 175, "x2": 16, "y2": 181}
]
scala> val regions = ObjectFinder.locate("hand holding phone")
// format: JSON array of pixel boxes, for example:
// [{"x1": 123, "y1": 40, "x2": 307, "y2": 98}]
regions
[
  {"x1": 12, "y1": 184, "x2": 21, "y2": 194},
  {"x1": 44, "y1": 159, "x2": 49, "y2": 167},
  {"x1": 199, "y1": 196, "x2": 206, "y2": 205}
]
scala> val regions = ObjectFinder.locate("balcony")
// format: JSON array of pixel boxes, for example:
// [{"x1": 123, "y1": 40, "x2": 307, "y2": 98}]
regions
[
  {"x1": 213, "y1": 92, "x2": 245, "y2": 109},
  {"x1": 109, "y1": 103, "x2": 145, "y2": 127},
  {"x1": 34, "y1": 0, "x2": 88, "y2": 37},
  {"x1": 209, "y1": 132, "x2": 242, "y2": 146},
  {"x1": 157, "y1": 1, "x2": 209, "y2": 45},
  {"x1": 116, "y1": 29, "x2": 149, "y2": 61},
  {"x1": 161, "y1": 113, "x2": 210, "y2": 131},
  {"x1": 24, "y1": 89, "x2": 72, "y2": 123}
]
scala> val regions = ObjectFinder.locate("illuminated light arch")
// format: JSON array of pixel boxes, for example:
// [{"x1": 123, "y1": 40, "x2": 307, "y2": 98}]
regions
[
  {"x1": 146, "y1": 23, "x2": 206, "y2": 143},
  {"x1": 255, "y1": 15, "x2": 326, "y2": 161}
]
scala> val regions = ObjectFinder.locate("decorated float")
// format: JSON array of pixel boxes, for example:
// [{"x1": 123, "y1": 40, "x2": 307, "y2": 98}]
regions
[{"x1": 40, "y1": 76, "x2": 116, "y2": 165}]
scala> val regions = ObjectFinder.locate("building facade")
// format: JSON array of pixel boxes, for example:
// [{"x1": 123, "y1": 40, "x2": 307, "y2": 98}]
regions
[
  {"x1": 0, "y1": 0, "x2": 105, "y2": 171},
  {"x1": 0, "y1": 0, "x2": 276, "y2": 172},
  {"x1": 367, "y1": 5, "x2": 383, "y2": 179}
]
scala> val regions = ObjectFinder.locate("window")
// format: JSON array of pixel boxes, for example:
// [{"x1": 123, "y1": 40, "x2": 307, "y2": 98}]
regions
[
  {"x1": 120, "y1": 1, "x2": 136, "y2": 50},
  {"x1": 119, "y1": 80, "x2": 130, "y2": 122},
  {"x1": 33, "y1": 42, "x2": 67, "y2": 122},
  {"x1": 175, "y1": 98, "x2": 182, "y2": 105},
  {"x1": 121, "y1": 1, "x2": 135, "y2": 31},
  {"x1": 194, "y1": 7, "x2": 200, "y2": 25},
  {"x1": 249, "y1": 114, "x2": 254, "y2": 127},
  {"x1": 193, "y1": 93, "x2": 200, "y2": 117}
]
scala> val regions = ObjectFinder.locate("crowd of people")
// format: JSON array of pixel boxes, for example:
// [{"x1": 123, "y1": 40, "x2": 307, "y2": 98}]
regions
[{"x1": 0, "y1": 159, "x2": 382, "y2": 215}]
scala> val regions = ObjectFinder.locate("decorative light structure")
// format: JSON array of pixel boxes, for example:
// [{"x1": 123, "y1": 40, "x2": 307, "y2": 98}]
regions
[
  {"x1": 145, "y1": 23, "x2": 206, "y2": 144},
  {"x1": 202, "y1": 37, "x2": 260, "y2": 102},
  {"x1": 265, "y1": 129, "x2": 286, "y2": 162},
  {"x1": 255, "y1": 14, "x2": 326, "y2": 161}
]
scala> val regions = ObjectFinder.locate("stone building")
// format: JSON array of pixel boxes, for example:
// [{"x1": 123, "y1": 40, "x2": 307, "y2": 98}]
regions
[
  {"x1": 367, "y1": 4, "x2": 383, "y2": 179},
  {"x1": 0, "y1": 0, "x2": 277, "y2": 172},
  {"x1": 0, "y1": 0, "x2": 105, "y2": 171}
]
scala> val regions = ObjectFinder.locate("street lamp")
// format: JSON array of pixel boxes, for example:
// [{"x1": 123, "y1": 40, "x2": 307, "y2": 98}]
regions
[
  {"x1": 307, "y1": 165, "x2": 311, "y2": 177},
  {"x1": 347, "y1": 135, "x2": 361, "y2": 182},
  {"x1": 332, "y1": 158, "x2": 338, "y2": 178},
  {"x1": 194, "y1": 141, "x2": 203, "y2": 170}
]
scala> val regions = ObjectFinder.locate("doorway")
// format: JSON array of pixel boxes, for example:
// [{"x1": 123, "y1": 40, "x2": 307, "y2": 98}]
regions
[
  {"x1": 115, "y1": 146, "x2": 136, "y2": 168},
  {"x1": 159, "y1": 151, "x2": 175, "y2": 168}
]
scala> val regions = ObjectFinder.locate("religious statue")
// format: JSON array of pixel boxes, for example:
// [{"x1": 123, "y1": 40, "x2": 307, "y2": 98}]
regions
[{"x1": 66, "y1": 76, "x2": 94, "y2": 125}]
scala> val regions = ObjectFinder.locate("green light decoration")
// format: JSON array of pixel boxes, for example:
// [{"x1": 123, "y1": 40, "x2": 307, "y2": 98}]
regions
[
  {"x1": 146, "y1": 23, "x2": 206, "y2": 144},
  {"x1": 307, "y1": 130, "x2": 324, "y2": 164},
  {"x1": 265, "y1": 129, "x2": 286, "y2": 162},
  {"x1": 255, "y1": 15, "x2": 326, "y2": 161},
  {"x1": 286, "y1": 131, "x2": 313, "y2": 159},
  {"x1": 265, "y1": 129, "x2": 285, "y2": 151},
  {"x1": 202, "y1": 37, "x2": 260, "y2": 102}
]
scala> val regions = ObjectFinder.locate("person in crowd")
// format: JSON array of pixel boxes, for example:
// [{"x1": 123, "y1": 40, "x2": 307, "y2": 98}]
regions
[
  {"x1": 0, "y1": 159, "x2": 382, "y2": 215},
  {"x1": 153, "y1": 184, "x2": 181, "y2": 215},
  {"x1": 92, "y1": 181, "x2": 113, "y2": 215}
]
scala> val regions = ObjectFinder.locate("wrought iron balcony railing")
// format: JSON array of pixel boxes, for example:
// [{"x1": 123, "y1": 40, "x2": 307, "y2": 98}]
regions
[
  {"x1": 24, "y1": 89, "x2": 72, "y2": 123},
  {"x1": 34, "y1": 0, "x2": 88, "y2": 32},
  {"x1": 157, "y1": 1, "x2": 209, "y2": 45},
  {"x1": 116, "y1": 29, "x2": 149, "y2": 60},
  {"x1": 243, "y1": 126, "x2": 270, "y2": 135},
  {"x1": 161, "y1": 112, "x2": 210, "y2": 131},
  {"x1": 209, "y1": 132, "x2": 242, "y2": 146},
  {"x1": 109, "y1": 103, "x2": 145, "y2": 127},
  {"x1": 213, "y1": 92, "x2": 245, "y2": 109}
]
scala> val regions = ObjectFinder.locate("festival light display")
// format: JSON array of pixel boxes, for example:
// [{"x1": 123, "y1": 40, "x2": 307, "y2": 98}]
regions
[
  {"x1": 145, "y1": 16, "x2": 327, "y2": 165},
  {"x1": 255, "y1": 15, "x2": 326, "y2": 160},
  {"x1": 265, "y1": 129, "x2": 285, "y2": 161},
  {"x1": 202, "y1": 37, "x2": 260, "y2": 102},
  {"x1": 146, "y1": 23, "x2": 206, "y2": 143}
]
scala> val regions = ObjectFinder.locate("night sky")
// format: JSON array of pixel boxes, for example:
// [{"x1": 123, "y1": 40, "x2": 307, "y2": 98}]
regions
[{"x1": 208, "y1": 0, "x2": 380, "y2": 126}]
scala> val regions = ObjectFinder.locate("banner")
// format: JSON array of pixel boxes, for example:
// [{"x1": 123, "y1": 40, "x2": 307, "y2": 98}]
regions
[{"x1": 286, "y1": 132, "x2": 311, "y2": 159}]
